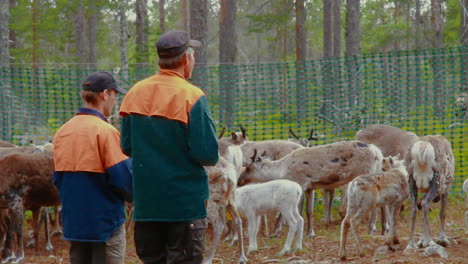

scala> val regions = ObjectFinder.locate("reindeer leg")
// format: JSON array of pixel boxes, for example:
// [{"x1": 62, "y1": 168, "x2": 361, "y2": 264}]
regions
[
  {"x1": 305, "y1": 189, "x2": 316, "y2": 238},
  {"x1": 226, "y1": 203, "x2": 247, "y2": 264},
  {"x1": 41, "y1": 207, "x2": 53, "y2": 252},
  {"x1": 339, "y1": 214, "x2": 350, "y2": 260},
  {"x1": 435, "y1": 192, "x2": 449, "y2": 247},
  {"x1": 2, "y1": 211, "x2": 14, "y2": 263},
  {"x1": 349, "y1": 211, "x2": 364, "y2": 257},
  {"x1": 203, "y1": 206, "x2": 224, "y2": 264},
  {"x1": 26, "y1": 208, "x2": 40, "y2": 255},
  {"x1": 278, "y1": 209, "x2": 298, "y2": 256},
  {"x1": 385, "y1": 205, "x2": 397, "y2": 251},
  {"x1": 51, "y1": 206, "x2": 62, "y2": 236},
  {"x1": 418, "y1": 171, "x2": 440, "y2": 248},
  {"x1": 405, "y1": 174, "x2": 419, "y2": 251},
  {"x1": 246, "y1": 213, "x2": 258, "y2": 255},
  {"x1": 339, "y1": 184, "x2": 348, "y2": 219},
  {"x1": 367, "y1": 208, "x2": 377, "y2": 235},
  {"x1": 261, "y1": 214, "x2": 269, "y2": 237},
  {"x1": 324, "y1": 189, "x2": 334, "y2": 228},
  {"x1": 10, "y1": 197, "x2": 24, "y2": 264}
]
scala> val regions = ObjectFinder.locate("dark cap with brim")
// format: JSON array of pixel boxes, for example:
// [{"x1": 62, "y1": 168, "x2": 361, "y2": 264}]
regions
[
  {"x1": 156, "y1": 30, "x2": 201, "y2": 59},
  {"x1": 82, "y1": 71, "x2": 126, "y2": 94}
]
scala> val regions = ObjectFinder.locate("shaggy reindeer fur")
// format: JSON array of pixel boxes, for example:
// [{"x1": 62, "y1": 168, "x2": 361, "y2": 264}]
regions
[
  {"x1": 204, "y1": 157, "x2": 247, "y2": 264},
  {"x1": 405, "y1": 135, "x2": 455, "y2": 250},
  {"x1": 234, "y1": 180, "x2": 304, "y2": 255},
  {"x1": 339, "y1": 156, "x2": 408, "y2": 260},
  {"x1": 238, "y1": 140, "x2": 383, "y2": 238},
  {"x1": 0, "y1": 151, "x2": 56, "y2": 263},
  {"x1": 463, "y1": 179, "x2": 468, "y2": 234}
]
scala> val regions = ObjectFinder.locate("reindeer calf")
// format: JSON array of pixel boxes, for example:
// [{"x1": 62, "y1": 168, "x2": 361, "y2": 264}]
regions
[
  {"x1": 234, "y1": 179, "x2": 303, "y2": 255},
  {"x1": 339, "y1": 156, "x2": 408, "y2": 260}
]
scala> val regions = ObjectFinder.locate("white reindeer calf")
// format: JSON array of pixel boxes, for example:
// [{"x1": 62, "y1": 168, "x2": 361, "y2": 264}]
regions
[
  {"x1": 234, "y1": 179, "x2": 304, "y2": 255},
  {"x1": 339, "y1": 156, "x2": 408, "y2": 260},
  {"x1": 463, "y1": 179, "x2": 468, "y2": 234}
]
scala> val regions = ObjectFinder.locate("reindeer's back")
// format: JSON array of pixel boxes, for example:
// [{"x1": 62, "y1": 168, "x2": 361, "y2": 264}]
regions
[
  {"x1": 286, "y1": 140, "x2": 381, "y2": 189},
  {"x1": 355, "y1": 124, "x2": 418, "y2": 157}
]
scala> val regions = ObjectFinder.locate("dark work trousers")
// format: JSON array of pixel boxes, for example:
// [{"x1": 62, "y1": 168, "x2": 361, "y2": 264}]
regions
[
  {"x1": 134, "y1": 218, "x2": 207, "y2": 264},
  {"x1": 70, "y1": 241, "x2": 106, "y2": 264}
]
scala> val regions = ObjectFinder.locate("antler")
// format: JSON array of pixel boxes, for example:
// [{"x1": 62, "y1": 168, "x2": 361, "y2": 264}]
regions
[
  {"x1": 240, "y1": 125, "x2": 247, "y2": 138},
  {"x1": 250, "y1": 149, "x2": 258, "y2": 163},
  {"x1": 308, "y1": 129, "x2": 319, "y2": 141},
  {"x1": 289, "y1": 128, "x2": 300, "y2": 140},
  {"x1": 218, "y1": 127, "x2": 226, "y2": 139}
]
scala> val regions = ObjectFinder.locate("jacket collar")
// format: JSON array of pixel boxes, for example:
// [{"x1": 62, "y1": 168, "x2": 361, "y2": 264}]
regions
[{"x1": 77, "y1": 107, "x2": 108, "y2": 122}]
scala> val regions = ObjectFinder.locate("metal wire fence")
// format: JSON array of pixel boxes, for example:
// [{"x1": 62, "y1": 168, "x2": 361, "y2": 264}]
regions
[{"x1": 0, "y1": 46, "x2": 466, "y2": 192}]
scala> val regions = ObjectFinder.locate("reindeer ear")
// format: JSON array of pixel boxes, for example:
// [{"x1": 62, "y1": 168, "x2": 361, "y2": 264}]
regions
[
  {"x1": 231, "y1": 132, "x2": 238, "y2": 140},
  {"x1": 261, "y1": 150, "x2": 267, "y2": 157},
  {"x1": 394, "y1": 153, "x2": 401, "y2": 160}
]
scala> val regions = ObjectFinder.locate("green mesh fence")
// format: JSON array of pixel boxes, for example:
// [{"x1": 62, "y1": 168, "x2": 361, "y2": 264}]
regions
[{"x1": 0, "y1": 46, "x2": 466, "y2": 192}]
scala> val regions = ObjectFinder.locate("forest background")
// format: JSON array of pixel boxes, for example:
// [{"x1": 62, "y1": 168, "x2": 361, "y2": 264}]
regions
[{"x1": 1, "y1": 0, "x2": 467, "y2": 68}]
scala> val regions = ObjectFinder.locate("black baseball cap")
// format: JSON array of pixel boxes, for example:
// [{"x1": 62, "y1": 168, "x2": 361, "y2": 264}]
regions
[
  {"x1": 156, "y1": 30, "x2": 201, "y2": 59},
  {"x1": 82, "y1": 71, "x2": 126, "y2": 94}
]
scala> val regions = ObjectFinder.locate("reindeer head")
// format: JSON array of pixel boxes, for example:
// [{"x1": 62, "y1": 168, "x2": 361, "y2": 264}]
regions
[
  {"x1": 238, "y1": 149, "x2": 267, "y2": 186},
  {"x1": 382, "y1": 154, "x2": 404, "y2": 171},
  {"x1": 229, "y1": 125, "x2": 249, "y2": 145}
]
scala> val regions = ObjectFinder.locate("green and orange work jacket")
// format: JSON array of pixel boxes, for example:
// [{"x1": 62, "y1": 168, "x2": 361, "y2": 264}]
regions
[{"x1": 119, "y1": 69, "x2": 219, "y2": 221}]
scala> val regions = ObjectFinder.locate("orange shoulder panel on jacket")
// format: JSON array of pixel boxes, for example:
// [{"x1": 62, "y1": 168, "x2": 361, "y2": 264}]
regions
[
  {"x1": 119, "y1": 69, "x2": 205, "y2": 124},
  {"x1": 54, "y1": 115, "x2": 128, "y2": 173}
]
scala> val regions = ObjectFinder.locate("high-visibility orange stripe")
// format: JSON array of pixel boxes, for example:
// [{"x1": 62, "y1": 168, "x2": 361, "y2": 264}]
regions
[
  {"x1": 54, "y1": 115, "x2": 128, "y2": 173},
  {"x1": 119, "y1": 69, "x2": 204, "y2": 124}
]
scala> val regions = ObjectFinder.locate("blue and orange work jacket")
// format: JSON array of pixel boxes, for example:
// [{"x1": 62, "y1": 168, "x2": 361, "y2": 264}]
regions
[
  {"x1": 53, "y1": 108, "x2": 133, "y2": 242},
  {"x1": 119, "y1": 69, "x2": 219, "y2": 222}
]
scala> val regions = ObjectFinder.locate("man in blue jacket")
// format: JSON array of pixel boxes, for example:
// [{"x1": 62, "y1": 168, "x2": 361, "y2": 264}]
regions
[
  {"x1": 54, "y1": 71, "x2": 133, "y2": 264},
  {"x1": 119, "y1": 30, "x2": 219, "y2": 264}
]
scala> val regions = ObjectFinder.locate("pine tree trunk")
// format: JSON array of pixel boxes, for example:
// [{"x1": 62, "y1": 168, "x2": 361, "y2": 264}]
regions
[
  {"x1": 159, "y1": 0, "x2": 165, "y2": 33},
  {"x1": 135, "y1": 0, "x2": 149, "y2": 75},
  {"x1": 219, "y1": 0, "x2": 238, "y2": 127},
  {"x1": 182, "y1": 0, "x2": 189, "y2": 33},
  {"x1": 119, "y1": 0, "x2": 129, "y2": 81},
  {"x1": 190, "y1": 0, "x2": 208, "y2": 66},
  {"x1": 0, "y1": 0, "x2": 12, "y2": 140},
  {"x1": 332, "y1": 0, "x2": 340, "y2": 58},
  {"x1": 190, "y1": 0, "x2": 208, "y2": 87},
  {"x1": 74, "y1": 0, "x2": 87, "y2": 69},
  {"x1": 0, "y1": 0, "x2": 9, "y2": 68},
  {"x1": 431, "y1": 0, "x2": 443, "y2": 115},
  {"x1": 345, "y1": 0, "x2": 361, "y2": 112},
  {"x1": 87, "y1": 1, "x2": 98, "y2": 68},
  {"x1": 295, "y1": 0, "x2": 307, "y2": 121}
]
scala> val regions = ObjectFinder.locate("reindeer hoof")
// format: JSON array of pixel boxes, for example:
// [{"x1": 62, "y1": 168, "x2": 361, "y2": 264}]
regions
[{"x1": 436, "y1": 239, "x2": 449, "y2": 247}]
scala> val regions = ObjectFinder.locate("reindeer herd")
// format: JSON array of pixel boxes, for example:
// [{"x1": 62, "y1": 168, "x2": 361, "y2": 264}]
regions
[{"x1": 0, "y1": 124, "x2": 465, "y2": 263}]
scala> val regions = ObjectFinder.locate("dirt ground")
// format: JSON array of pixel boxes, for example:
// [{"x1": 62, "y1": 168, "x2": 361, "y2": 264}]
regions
[{"x1": 19, "y1": 196, "x2": 468, "y2": 264}]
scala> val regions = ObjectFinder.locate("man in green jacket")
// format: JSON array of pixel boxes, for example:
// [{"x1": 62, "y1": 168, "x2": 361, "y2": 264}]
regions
[{"x1": 119, "y1": 30, "x2": 219, "y2": 264}]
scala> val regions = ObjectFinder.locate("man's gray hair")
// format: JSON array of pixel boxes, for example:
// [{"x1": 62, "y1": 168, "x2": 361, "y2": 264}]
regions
[{"x1": 158, "y1": 47, "x2": 194, "y2": 69}]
